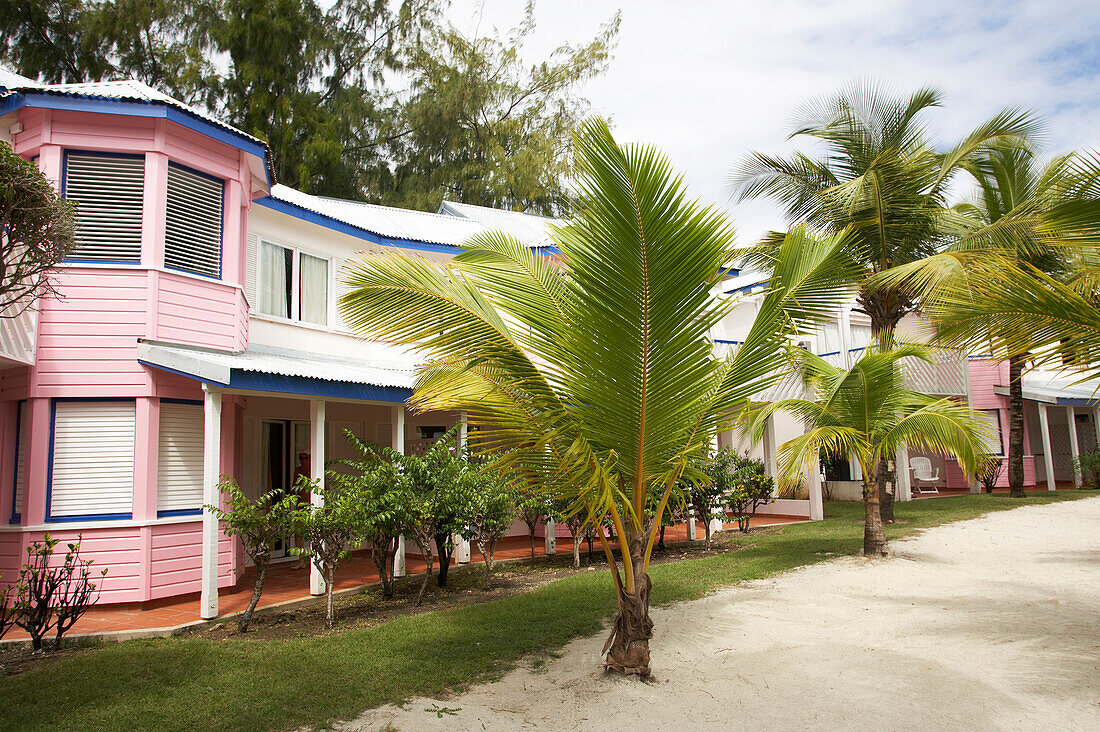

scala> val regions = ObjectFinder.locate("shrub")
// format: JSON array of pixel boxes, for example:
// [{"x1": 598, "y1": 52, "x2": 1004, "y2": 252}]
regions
[
  {"x1": 975, "y1": 454, "x2": 1004, "y2": 494},
  {"x1": 205, "y1": 478, "x2": 299, "y2": 632},
  {"x1": 11, "y1": 534, "x2": 106, "y2": 650},
  {"x1": 727, "y1": 472, "x2": 775, "y2": 532},
  {"x1": 1072, "y1": 449, "x2": 1100, "y2": 489},
  {"x1": 291, "y1": 475, "x2": 366, "y2": 628},
  {"x1": 514, "y1": 493, "x2": 547, "y2": 559},
  {"x1": 459, "y1": 464, "x2": 515, "y2": 587}
]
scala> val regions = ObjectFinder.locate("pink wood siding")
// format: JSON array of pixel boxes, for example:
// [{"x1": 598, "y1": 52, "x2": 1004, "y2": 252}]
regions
[
  {"x1": 0, "y1": 530, "x2": 21, "y2": 586},
  {"x1": 12, "y1": 528, "x2": 143, "y2": 603},
  {"x1": 154, "y1": 271, "x2": 246, "y2": 350},
  {"x1": 149, "y1": 522, "x2": 235, "y2": 600}
]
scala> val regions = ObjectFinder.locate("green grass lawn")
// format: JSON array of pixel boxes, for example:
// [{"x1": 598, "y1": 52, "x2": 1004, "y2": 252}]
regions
[{"x1": 4, "y1": 492, "x2": 1093, "y2": 732}]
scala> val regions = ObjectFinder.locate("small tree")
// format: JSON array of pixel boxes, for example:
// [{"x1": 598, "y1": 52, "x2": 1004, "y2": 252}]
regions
[
  {"x1": 514, "y1": 493, "x2": 545, "y2": 559},
  {"x1": 0, "y1": 141, "x2": 75, "y2": 316},
  {"x1": 1072, "y1": 449, "x2": 1100, "y2": 490},
  {"x1": 0, "y1": 581, "x2": 15, "y2": 640},
  {"x1": 460, "y1": 466, "x2": 515, "y2": 588},
  {"x1": 12, "y1": 534, "x2": 105, "y2": 650},
  {"x1": 401, "y1": 426, "x2": 466, "y2": 588},
  {"x1": 205, "y1": 478, "x2": 298, "y2": 632},
  {"x1": 681, "y1": 455, "x2": 729, "y2": 549},
  {"x1": 976, "y1": 453, "x2": 1005, "y2": 493},
  {"x1": 329, "y1": 430, "x2": 406, "y2": 599},
  {"x1": 549, "y1": 497, "x2": 586, "y2": 569},
  {"x1": 723, "y1": 454, "x2": 775, "y2": 532},
  {"x1": 291, "y1": 474, "x2": 366, "y2": 629}
]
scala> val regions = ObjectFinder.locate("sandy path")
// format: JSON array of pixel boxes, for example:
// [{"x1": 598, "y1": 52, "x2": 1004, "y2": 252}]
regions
[{"x1": 345, "y1": 498, "x2": 1100, "y2": 731}]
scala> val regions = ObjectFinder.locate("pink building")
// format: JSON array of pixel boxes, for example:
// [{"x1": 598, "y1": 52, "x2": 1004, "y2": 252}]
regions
[{"x1": 0, "y1": 76, "x2": 563, "y2": 620}]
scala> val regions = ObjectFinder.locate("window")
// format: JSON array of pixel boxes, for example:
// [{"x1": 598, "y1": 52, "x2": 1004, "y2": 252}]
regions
[
  {"x1": 165, "y1": 163, "x2": 223, "y2": 278},
  {"x1": 157, "y1": 402, "x2": 205, "y2": 515},
  {"x1": 258, "y1": 240, "x2": 329, "y2": 325},
  {"x1": 11, "y1": 401, "x2": 28, "y2": 522},
  {"x1": 49, "y1": 400, "x2": 135, "y2": 520},
  {"x1": 978, "y1": 409, "x2": 1004, "y2": 456},
  {"x1": 63, "y1": 153, "x2": 145, "y2": 262}
]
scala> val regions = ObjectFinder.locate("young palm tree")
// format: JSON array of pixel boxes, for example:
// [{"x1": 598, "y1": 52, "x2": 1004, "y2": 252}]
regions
[
  {"x1": 874, "y1": 142, "x2": 1100, "y2": 497},
  {"x1": 750, "y1": 346, "x2": 991, "y2": 555},
  {"x1": 339, "y1": 118, "x2": 861, "y2": 677},
  {"x1": 731, "y1": 80, "x2": 1034, "y2": 518}
]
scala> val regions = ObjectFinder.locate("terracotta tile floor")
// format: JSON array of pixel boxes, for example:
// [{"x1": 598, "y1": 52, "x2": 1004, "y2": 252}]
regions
[
  {"x1": 3, "y1": 514, "x2": 804, "y2": 641},
  {"x1": 911, "y1": 482, "x2": 1080, "y2": 499}
]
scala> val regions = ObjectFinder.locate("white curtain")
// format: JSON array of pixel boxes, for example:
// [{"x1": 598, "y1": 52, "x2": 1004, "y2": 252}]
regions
[
  {"x1": 299, "y1": 253, "x2": 329, "y2": 325},
  {"x1": 259, "y1": 241, "x2": 290, "y2": 318}
]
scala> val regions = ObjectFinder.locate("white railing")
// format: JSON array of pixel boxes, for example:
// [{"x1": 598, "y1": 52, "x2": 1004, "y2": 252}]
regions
[
  {"x1": 0, "y1": 299, "x2": 38, "y2": 367},
  {"x1": 903, "y1": 349, "x2": 967, "y2": 396}
]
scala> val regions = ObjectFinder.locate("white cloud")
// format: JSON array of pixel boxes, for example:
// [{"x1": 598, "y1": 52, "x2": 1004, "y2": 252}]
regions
[{"x1": 447, "y1": 0, "x2": 1100, "y2": 241}]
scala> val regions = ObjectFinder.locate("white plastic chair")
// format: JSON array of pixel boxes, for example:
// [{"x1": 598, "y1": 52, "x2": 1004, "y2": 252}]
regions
[{"x1": 909, "y1": 456, "x2": 940, "y2": 494}]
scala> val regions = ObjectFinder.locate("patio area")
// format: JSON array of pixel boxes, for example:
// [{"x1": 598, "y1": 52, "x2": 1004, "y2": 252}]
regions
[{"x1": 2, "y1": 514, "x2": 805, "y2": 642}]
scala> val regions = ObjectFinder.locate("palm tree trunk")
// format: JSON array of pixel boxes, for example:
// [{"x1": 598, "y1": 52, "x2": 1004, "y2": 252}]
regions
[
  {"x1": 603, "y1": 535, "x2": 653, "y2": 677},
  {"x1": 863, "y1": 478, "x2": 888, "y2": 556},
  {"x1": 878, "y1": 456, "x2": 895, "y2": 523},
  {"x1": 239, "y1": 559, "x2": 268, "y2": 632},
  {"x1": 1008, "y1": 354, "x2": 1027, "y2": 498}
]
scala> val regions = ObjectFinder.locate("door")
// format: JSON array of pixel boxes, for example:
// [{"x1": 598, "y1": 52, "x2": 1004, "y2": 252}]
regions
[{"x1": 260, "y1": 420, "x2": 297, "y2": 559}]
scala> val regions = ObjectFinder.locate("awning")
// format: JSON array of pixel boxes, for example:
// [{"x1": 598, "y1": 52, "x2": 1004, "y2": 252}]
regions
[
  {"x1": 137, "y1": 340, "x2": 415, "y2": 403},
  {"x1": 993, "y1": 370, "x2": 1100, "y2": 407}
]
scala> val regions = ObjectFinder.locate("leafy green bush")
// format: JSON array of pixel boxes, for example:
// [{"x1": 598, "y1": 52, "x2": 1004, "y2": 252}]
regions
[
  {"x1": 1072, "y1": 448, "x2": 1100, "y2": 489},
  {"x1": 719, "y1": 451, "x2": 775, "y2": 532}
]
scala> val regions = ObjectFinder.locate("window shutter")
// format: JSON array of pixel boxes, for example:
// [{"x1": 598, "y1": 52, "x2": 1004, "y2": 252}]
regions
[
  {"x1": 245, "y1": 233, "x2": 258, "y2": 305},
  {"x1": 165, "y1": 163, "x2": 224, "y2": 278},
  {"x1": 50, "y1": 401, "x2": 135, "y2": 518},
  {"x1": 157, "y1": 402, "x2": 205, "y2": 513},
  {"x1": 12, "y1": 402, "x2": 28, "y2": 518},
  {"x1": 64, "y1": 154, "x2": 144, "y2": 262}
]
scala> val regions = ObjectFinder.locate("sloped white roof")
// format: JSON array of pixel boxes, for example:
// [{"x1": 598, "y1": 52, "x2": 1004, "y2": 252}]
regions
[
  {"x1": 439, "y1": 200, "x2": 561, "y2": 248},
  {"x1": 137, "y1": 341, "x2": 416, "y2": 389},
  {"x1": 0, "y1": 67, "x2": 35, "y2": 89},
  {"x1": 994, "y1": 368, "x2": 1100, "y2": 405},
  {"x1": 270, "y1": 184, "x2": 489, "y2": 247}
]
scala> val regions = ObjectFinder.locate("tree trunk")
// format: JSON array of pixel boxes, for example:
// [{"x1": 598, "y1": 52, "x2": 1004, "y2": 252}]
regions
[
  {"x1": 572, "y1": 535, "x2": 582, "y2": 569},
  {"x1": 701, "y1": 509, "x2": 713, "y2": 549},
  {"x1": 325, "y1": 566, "x2": 336, "y2": 629},
  {"x1": 415, "y1": 546, "x2": 434, "y2": 606},
  {"x1": 863, "y1": 480, "x2": 888, "y2": 556},
  {"x1": 603, "y1": 538, "x2": 653, "y2": 678},
  {"x1": 434, "y1": 533, "x2": 452, "y2": 587},
  {"x1": 529, "y1": 528, "x2": 537, "y2": 559},
  {"x1": 239, "y1": 559, "x2": 268, "y2": 632},
  {"x1": 371, "y1": 542, "x2": 394, "y2": 599},
  {"x1": 1008, "y1": 354, "x2": 1027, "y2": 498},
  {"x1": 477, "y1": 540, "x2": 496, "y2": 588},
  {"x1": 586, "y1": 536, "x2": 593, "y2": 565},
  {"x1": 658, "y1": 524, "x2": 666, "y2": 550},
  {"x1": 878, "y1": 456, "x2": 895, "y2": 523}
]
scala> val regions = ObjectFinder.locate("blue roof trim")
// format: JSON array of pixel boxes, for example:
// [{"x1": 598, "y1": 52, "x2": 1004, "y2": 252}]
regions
[
  {"x1": 254, "y1": 195, "x2": 465, "y2": 255},
  {"x1": 227, "y1": 370, "x2": 412, "y2": 403},
  {"x1": 725, "y1": 280, "x2": 770, "y2": 295},
  {"x1": 0, "y1": 90, "x2": 270, "y2": 177}
]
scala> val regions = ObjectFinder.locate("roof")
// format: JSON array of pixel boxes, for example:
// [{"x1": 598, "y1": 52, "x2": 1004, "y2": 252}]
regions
[
  {"x1": 268, "y1": 185, "x2": 489, "y2": 248},
  {"x1": 439, "y1": 200, "x2": 562, "y2": 249},
  {"x1": 137, "y1": 341, "x2": 415, "y2": 402},
  {"x1": 992, "y1": 368, "x2": 1100, "y2": 406},
  {"x1": 0, "y1": 72, "x2": 273, "y2": 186}
]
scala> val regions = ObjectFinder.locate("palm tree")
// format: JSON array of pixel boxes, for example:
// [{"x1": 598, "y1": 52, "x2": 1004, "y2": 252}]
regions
[
  {"x1": 874, "y1": 141, "x2": 1100, "y2": 497},
  {"x1": 339, "y1": 118, "x2": 861, "y2": 677},
  {"x1": 730, "y1": 80, "x2": 1035, "y2": 519},
  {"x1": 750, "y1": 346, "x2": 991, "y2": 555}
]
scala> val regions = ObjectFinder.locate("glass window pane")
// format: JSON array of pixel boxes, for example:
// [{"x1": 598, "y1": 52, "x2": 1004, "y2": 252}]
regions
[
  {"x1": 299, "y1": 253, "x2": 329, "y2": 325},
  {"x1": 259, "y1": 242, "x2": 292, "y2": 318}
]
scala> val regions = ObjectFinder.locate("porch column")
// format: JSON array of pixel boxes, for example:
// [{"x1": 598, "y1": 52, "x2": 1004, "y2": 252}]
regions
[
  {"x1": 687, "y1": 516, "x2": 697, "y2": 541},
  {"x1": 544, "y1": 519, "x2": 556, "y2": 555},
  {"x1": 709, "y1": 433, "x2": 724, "y2": 533},
  {"x1": 895, "y1": 445, "x2": 912, "y2": 502},
  {"x1": 807, "y1": 455, "x2": 824, "y2": 521},
  {"x1": 1038, "y1": 402, "x2": 1056, "y2": 491},
  {"x1": 309, "y1": 399, "x2": 326, "y2": 596},
  {"x1": 1066, "y1": 406, "x2": 1081, "y2": 489},
  {"x1": 1093, "y1": 406, "x2": 1100, "y2": 450},
  {"x1": 392, "y1": 405, "x2": 407, "y2": 577},
  {"x1": 200, "y1": 386, "x2": 223, "y2": 620},
  {"x1": 456, "y1": 413, "x2": 472, "y2": 563},
  {"x1": 763, "y1": 416, "x2": 778, "y2": 490}
]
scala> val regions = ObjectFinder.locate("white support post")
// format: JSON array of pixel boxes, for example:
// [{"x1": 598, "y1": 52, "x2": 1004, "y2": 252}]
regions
[
  {"x1": 1093, "y1": 407, "x2": 1100, "y2": 451},
  {"x1": 764, "y1": 416, "x2": 778, "y2": 491},
  {"x1": 200, "y1": 386, "x2": 223, "y2": 620},
  {"x1": 1066, "y1": 406, "x2": 1081, "y2": 489},
  {"x1": 838, "y1": 310, "x2": 853, "y2": 368},
  {"x1": 544, "y1": 519, "x2": 556, "y2": 555},
  {"x1": 455, "y1": 412, "x2": 472, "y2": 562},
  {"x1": 309, "y1": 399, "x2": 326, "y2": 596},
  {"x1": 393, "y1": 405, "x2": 407, "y2": 576},
  {"x1": 895, "y1": 445, "x2": 912, "y2": 502},
  {"x1": 687, "y1": 516, "x2": 697, "y2": 541},
  {"x1": 808, "y1": 455, "x2": 824, "y2": 521},
  {"x1": 1038, "y1": 402, "x2": 1056, "y2": 491}
]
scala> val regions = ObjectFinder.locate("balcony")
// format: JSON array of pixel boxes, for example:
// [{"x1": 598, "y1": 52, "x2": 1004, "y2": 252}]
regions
[{"x1": 0, "y1": 298, "x2": 39, "y2": 369}]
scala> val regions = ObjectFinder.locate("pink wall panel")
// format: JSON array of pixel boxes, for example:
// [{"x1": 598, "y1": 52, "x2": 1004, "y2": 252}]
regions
[
  {"x1": 149, "y1": 522, "x2": 236, "y2": 600},
  {"x1": 0, "y1": 531, "x2": 21, "y2": 588},
  {"x1": 13, "y1": 528, "x2": 144, "y2": 603}
]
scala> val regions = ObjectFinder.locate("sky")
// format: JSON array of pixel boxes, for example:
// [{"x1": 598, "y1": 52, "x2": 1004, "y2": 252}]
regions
[{"x1": 446, "y1": 0, "x2": 1100, "y2": 242}]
